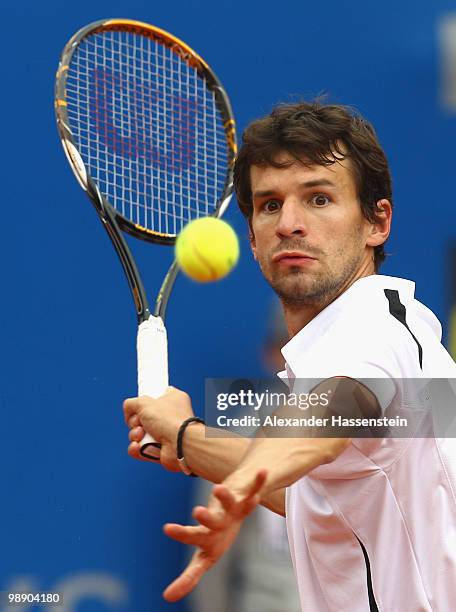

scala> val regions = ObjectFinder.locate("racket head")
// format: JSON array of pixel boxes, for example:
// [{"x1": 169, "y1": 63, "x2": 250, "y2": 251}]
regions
[{"x1": 55, "y1": 18, "x2": 237, "y2": 245}]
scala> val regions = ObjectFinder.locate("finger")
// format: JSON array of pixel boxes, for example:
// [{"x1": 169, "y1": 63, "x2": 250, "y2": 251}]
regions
[
  {"x1": 212, "y1": 486, "x2": 260, "y2": 519},
  {"x1": 128, "y1": 414, "x2": 141, "y2": 429},
  {"x1": 192, "y1": 505, "x2": 225, "y2": 531},
  {"x1": 123, "y1": 398, "x2": 139, "y2": 423},
  {"x1": 213, "y1": 470, "x2": 267, "y2": 508},
  {"x1": 128, "y1": 426, "x2": 145, "y2": 443},
  {"x1": 212, "y1": 486, "x2": 237, "y2": 513},
  {"x1": 163, "y1": 523, "x2": 207, "y2": 546},
  {"x1": 246, "y1": 469, "x2": 268, "y2": 498},
  {"x1": 160, "y1": 446, "x2": 181, "y2": 473},
  {"x1": 211, "y1": 470, "x2": 267, "y2": 516},
  {"x1": 127, "y1": 441, "x2": 148, "y2": 462},
  {"x1": 240, "y1": 493, "x2": 261, "y2": 516},
  {"x1": 128, "y1": 439, "x2": 163, "y2": 463},
  {"x1": 163, "y1": 554, "x2": 211, "y2": 603}
]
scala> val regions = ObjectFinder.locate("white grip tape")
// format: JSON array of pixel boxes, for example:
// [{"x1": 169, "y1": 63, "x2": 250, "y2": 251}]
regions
[{"x1": 137, "y1": 315, "x2": 169, "y2": 457}]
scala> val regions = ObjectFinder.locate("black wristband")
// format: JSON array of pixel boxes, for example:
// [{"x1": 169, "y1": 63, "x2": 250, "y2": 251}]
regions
[{"x1": 176, "y1": 417, "x2": 205, "y2": 477}]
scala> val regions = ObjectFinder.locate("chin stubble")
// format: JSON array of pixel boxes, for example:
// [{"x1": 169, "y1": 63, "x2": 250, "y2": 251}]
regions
[{"x1": 266, "y1": 250, "x2": 363, "y2": 308}]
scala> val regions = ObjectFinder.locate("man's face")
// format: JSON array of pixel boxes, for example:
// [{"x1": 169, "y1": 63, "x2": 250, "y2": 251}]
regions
[{"x1": 250, "y1": 153, "x2": 377, "y2": 307}]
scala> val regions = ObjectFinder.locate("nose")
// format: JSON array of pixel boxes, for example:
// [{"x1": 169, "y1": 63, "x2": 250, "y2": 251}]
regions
[{"x1": 275, "y1": 198, "x2": 308, "y2": 239}]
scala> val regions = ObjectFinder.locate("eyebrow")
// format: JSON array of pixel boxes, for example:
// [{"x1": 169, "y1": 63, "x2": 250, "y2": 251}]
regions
[{"x1": 252, "y1": 179, "x2": 336, "y2": 198}]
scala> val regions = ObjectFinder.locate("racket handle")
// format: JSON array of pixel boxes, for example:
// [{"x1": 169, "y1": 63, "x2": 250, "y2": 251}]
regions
[{"x1": 137, "y1": 315, "x2": 169, "y2": 460}]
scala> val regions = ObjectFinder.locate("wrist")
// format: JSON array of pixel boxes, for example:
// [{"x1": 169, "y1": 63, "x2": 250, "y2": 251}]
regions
[
  {"x1": 160, "y1": 413, "x2": 194, "y2": 446},
  {"x1": 223, "y1": 467, "x2": 264, "y2": 497},
  {"x1": 176, "y1": 417, "x2": 206, "y2": 476}
]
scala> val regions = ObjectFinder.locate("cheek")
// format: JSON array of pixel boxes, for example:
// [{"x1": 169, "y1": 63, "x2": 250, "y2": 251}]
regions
[
  {"x1": 320, "y1": 218, "x2": 363, "y2": 257},
  {"x1": 330, "y1": 210, "x2": 364, "y2": 238},
  {"x1": 336, "y1": 224, "x2": 368, "y2": 261}
]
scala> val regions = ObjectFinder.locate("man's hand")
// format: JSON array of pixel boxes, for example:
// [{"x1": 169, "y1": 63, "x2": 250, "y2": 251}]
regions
[
  {"x1": 123, "y1": 387, "x2": 195, "y2": 470},
  {"x1": 162, "y1": 469, "x2": 267, "y2": 602}
]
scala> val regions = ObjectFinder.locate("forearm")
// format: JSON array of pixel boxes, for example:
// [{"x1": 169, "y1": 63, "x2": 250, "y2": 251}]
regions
[
  {"x1": 183, "y1": 423, "x2": 249, "y2": 483},
  {"x1": 223, "y1": 375, "x2": 377, "y2": 498},
  {"x1": 225, "y1": 436, "x2": 351, "y2": 499},
  {"x1": 182, "y1": 424, "x2": 286, "y2": 516}
]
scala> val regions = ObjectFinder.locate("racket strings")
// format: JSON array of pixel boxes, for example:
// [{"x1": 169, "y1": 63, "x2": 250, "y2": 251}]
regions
[{"x1": 65, "y1": 28, "x2": 229, "y2": 236}]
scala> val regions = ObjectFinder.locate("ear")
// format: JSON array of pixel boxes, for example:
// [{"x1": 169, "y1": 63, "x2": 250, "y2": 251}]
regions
[
  {"x1": 248, "y1": 219, "x2": 258, "y2": 261},
  {"x1": 366, "y1": 199, "x2": 392, "y2": 248}
]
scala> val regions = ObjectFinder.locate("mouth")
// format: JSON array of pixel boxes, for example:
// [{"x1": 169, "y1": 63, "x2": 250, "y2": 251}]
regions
[{"x1": 272, "y1": 251, "x2": 317, "y2": 266}]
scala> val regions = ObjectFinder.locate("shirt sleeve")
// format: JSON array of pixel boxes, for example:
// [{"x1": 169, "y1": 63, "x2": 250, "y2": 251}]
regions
[{"x1": 288, "y1": 327, "x2": 399, "y2": 415}]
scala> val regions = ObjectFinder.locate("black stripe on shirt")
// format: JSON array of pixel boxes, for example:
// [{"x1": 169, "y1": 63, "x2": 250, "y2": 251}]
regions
[
  {"x1": 356, "y1": 536, "x2": 379, "y2": 612},
  {"x1": 384, "y1": 288, "x2": 423, "y2": 370}
]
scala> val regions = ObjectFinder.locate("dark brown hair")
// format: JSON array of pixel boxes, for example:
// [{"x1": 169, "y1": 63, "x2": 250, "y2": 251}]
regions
[{"x1": 234, "y1": 101, "x2": 392, "y2": 269}]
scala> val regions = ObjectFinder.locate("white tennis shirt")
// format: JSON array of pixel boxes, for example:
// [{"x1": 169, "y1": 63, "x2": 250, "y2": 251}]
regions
[{"x1": 281, "y1": 275, "x2": 456, "y2": 611}]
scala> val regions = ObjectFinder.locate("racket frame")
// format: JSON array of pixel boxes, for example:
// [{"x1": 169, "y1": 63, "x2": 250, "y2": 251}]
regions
[
  {"x1": 55, "y1": 18, "x2": 236, "y2": 322},
  {"x1": 55, "y1": 18, "x2": 237, "y2": 244}
]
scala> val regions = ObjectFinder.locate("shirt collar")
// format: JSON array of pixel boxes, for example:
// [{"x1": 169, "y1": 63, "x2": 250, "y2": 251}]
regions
[{"x1": 280, "y1": 274, "x2": 415, "y2": 370}]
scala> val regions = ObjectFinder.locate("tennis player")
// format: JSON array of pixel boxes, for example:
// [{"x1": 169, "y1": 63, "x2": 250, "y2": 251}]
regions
[{"x1": 124, "y1": 101, "x2": 456, "y2": 611}]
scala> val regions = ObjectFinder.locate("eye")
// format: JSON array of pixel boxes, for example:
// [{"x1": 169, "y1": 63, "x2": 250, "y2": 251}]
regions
[
  {"x1": 310, "y1": 193, "x2": 331, "y2": 207},
  {"x1": 262, "y1": 199, "x2": 282, "y2": 213}
]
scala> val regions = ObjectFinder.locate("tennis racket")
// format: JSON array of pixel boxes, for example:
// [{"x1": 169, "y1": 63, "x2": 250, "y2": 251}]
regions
[{"x1": 55, "y1": 18, "x2": 237, "y2": 460}]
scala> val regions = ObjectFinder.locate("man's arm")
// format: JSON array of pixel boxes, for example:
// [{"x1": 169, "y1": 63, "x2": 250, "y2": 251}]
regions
[
  {"x1": 126, "y1": 376, "x2": 387, "y2": 603},
  {"x1": 125, "y1": 374, "x2": 374, "y2": 516},
  {"x1": 225, "y1": 435, "x2": 350, "y2": 497},
  {"x1": 179, "y1": 375, "x2": 359, "y2": 501},
  {"x1": 124, "y1": 389, "x2": 286, "y2": 515},
  {"x1": 158, "y1": 375, "x2": 398, "y2": 601}
]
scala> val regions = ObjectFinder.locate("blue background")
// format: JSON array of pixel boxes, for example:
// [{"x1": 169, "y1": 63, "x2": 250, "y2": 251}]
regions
[{"x1": 1, "y1": 1, "x2": 455, "y2": 610}]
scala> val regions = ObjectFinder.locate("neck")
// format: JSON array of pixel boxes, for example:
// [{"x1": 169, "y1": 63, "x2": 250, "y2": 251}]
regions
[{"x1": 282, "y1": 260, "x2": 376, "y2": 338}]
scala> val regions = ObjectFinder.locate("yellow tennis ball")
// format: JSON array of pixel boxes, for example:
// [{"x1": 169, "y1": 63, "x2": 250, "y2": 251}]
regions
[{"x1": 175, "y1": 218, "x2": 239, "y2": 282}]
